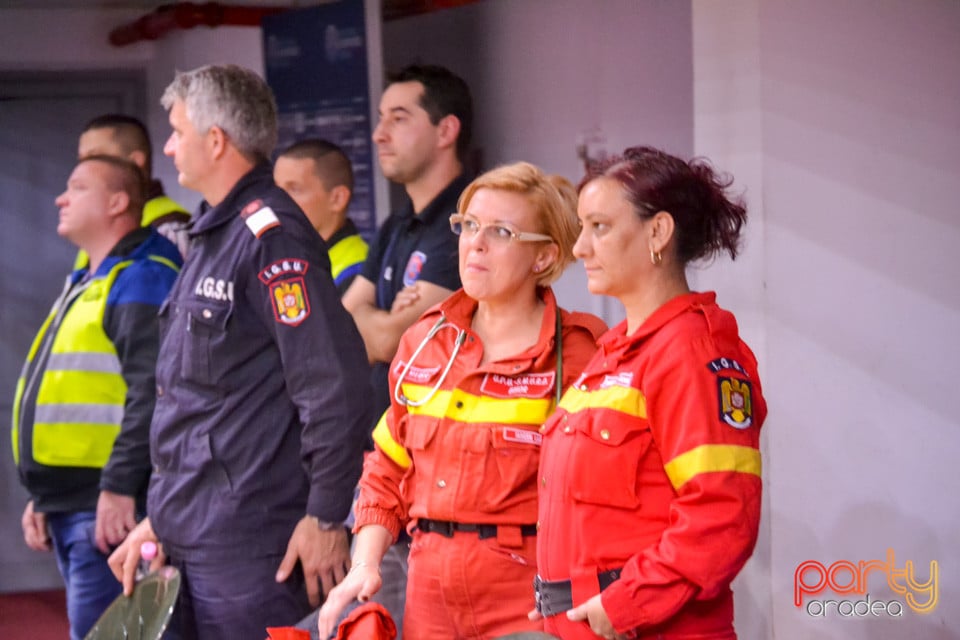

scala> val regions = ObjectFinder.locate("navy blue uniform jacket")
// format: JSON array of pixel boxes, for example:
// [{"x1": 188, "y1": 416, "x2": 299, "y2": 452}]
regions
[{"x1": 148, "y1": 164, "x2": 372, "y2": 561}]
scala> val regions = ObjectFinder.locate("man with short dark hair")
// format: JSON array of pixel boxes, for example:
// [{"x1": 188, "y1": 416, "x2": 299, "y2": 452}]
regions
[
  {"x1": 274, "y1": 139, "x2": 368, "y2": 295},
  {"x1": 14, "y1": 155, "x2": 181, "y2": 640},
  {"x1": 335, "y1": 63, "x2": 474, "y2": 637},
  {"x1": 77, "y1": 114, "x2": 191, "y2": 259},
  {"x1": 343, "y1": 64, "x2": 473, "y2": 421}
]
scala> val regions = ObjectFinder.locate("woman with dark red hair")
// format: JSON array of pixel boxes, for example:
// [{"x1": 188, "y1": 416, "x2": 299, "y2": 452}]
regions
[{"x1": 533, "y1": 146, "x2": 767, "y2": 640}]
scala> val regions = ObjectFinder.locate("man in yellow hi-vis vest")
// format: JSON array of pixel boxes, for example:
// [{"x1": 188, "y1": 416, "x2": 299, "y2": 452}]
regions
[
  {"x1": 13, "y1": 155, "x2": 181, "y2": 640},
  {"x1": 274, "y1": 138, "x2": 369, "y2": 296},
  {"x1": 75, "y1": 114, "x2": 191, "y2": 263}
]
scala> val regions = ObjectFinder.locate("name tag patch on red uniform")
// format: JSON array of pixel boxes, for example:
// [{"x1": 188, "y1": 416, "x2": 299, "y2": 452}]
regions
[
  {"x1": 392, "y1": 360, "x2": 441, "y2": 384},
  {"x1": 501, "y1": 427, "x2": 542, "y2": 446},
  {"x1": 481, "y1": 372, "x2": 555, "y2": 399},
  {"x1": 717, "y1": 376, "x2": 753, "y2": 429},
  {"x1": 600, "y1": 371, "x2": 634, "y2": 389},
  {"x1": 270, "y1": 277, "x2": 311, "y2": 326}
]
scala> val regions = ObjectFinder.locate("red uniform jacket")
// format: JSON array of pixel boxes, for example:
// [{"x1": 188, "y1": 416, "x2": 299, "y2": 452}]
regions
[
  {"x1": 355, "y1": 287, "x2": 606, "y2": 539},
  {"x1": 538, "y1": 292, "x2": 767, "y2": 638}
]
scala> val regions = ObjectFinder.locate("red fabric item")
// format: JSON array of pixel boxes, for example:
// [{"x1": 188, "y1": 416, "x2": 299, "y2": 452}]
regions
[
  {"x1": 355, "y1": 287, "x2": 606, "y2": 539},
  {"x1": 354, "y1": 286, "x2": 605, "y2": 637},
  {"x1": 335, "y1": 602, "x2": 397, "y2": 640},
  {"x1": 265, "y1": 627, "x2": 311, "y2": 640},
  {"x1": 538, "y1": 292, "x2": 766, "y2": 639},
  {"x1": 403, "y1": 528, "x2": 543, "y2": 638}
]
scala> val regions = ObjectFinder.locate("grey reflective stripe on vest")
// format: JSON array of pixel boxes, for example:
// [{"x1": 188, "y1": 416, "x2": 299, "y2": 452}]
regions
[
  {"x1": 34, "y1": 403, "x2": 125, "y2": 425},
  {"x1": 46, "y1": 352, "x2": 122, "y2": 375}
]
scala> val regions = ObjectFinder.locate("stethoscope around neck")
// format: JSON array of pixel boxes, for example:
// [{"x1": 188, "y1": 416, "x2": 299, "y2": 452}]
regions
[
  {"x1": 393, "y1": 307, "x2": 564, "y2": 408},
  {"x1": 394, "y1": 315, "x2": 466, "y2": 407}
]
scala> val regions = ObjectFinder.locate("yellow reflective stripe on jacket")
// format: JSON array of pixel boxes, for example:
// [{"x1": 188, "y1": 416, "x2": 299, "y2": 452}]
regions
[
  {"x1": 11, "y1": 376, "x2": 25, "y2": 464},
  {"x1": 400, "y1": 384, "x2": 554, "y2": 425},
  {"x1": 559, "y1": 385, "x2": 647, "y2": 419},
  {"x1": 11, "y1": 289, "x2": 64, "y2": 465},
  {"x1": 663, "y1": 444, "x2": 762, "y2": 490},
  {"x1": 328, "y1": 234, "x2": 368, "y2": 283},
  {"x1": 372, "y1": 411, "x2": 411, "y2": 469}
]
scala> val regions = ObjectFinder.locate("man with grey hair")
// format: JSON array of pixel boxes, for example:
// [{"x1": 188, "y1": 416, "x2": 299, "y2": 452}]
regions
[{"x1": 108, "y1": 64, "x2": 372, "y2": 639}]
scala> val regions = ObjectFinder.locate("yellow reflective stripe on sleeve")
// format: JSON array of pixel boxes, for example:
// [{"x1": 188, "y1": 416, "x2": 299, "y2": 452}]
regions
[
  {"x1": 664, "y1": 444, "x2": 762, "y2": 490},
  {"x1": 559, "y1": 385, "x2": 647, "y2": 418},
  {"x1": 400, "y1": 384, "x2": 554, "y2": 424},
  {"x1": 372, "y1": 411, "x2": 411, "y2": 469}
]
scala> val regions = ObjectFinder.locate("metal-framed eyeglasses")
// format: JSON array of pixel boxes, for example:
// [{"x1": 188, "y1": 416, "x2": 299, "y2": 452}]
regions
[{"x1": 449, "y1": 213, "x2": 553, "y2": 245}]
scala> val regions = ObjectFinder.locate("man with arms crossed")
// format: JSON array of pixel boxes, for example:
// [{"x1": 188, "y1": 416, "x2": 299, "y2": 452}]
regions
[{"x1": 336, "y1": 63, "x2": 474, "y2": 635}]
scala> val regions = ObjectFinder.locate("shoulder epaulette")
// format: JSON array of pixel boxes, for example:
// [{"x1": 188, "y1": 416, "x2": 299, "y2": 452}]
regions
[{"x1": 241, "y1": 199, "x2": 281, "y2": 239}]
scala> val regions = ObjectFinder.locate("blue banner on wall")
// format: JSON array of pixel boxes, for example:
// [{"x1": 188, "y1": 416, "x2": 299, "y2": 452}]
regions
[{"x1": 263, "y1": 0, "x2": 377, "y2": 238}]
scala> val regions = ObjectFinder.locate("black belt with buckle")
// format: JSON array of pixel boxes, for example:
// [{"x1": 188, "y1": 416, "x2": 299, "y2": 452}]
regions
[
  {"x1": 534, "y1": 568, "x2": 622, "y2": 617},
  {"x1": 417, "y1": 518, "x2": 538, "y2": 540}
]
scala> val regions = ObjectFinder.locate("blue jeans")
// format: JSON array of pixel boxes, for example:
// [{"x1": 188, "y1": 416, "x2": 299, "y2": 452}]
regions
[{"x1": 47, "y1": 510, "x2": 122, "y2": 640}]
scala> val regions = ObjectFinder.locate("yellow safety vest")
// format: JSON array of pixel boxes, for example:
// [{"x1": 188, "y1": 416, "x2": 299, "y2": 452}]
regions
[{"x1": 11, "y1": 255, "x2": 176, "y2": 468}]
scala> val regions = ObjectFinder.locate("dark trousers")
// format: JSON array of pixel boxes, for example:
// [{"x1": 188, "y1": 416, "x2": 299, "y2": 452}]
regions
[{"x1": 162, "y1": 552, "x2": 310, "y2": 640}]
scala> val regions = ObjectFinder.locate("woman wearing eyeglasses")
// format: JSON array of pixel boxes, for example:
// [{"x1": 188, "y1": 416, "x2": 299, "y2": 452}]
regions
[
  {"x1": 318, "y1": 162, "x2": 606, "y2": 639},
  {"x1": 532, "y1": 146, "x2": 767, "y2": 640}
]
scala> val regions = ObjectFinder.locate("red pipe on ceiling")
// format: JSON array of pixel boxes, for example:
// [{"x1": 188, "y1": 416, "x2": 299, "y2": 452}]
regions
[{"x1": 109, "y1": 2, "x2": 287, "y2": 47}]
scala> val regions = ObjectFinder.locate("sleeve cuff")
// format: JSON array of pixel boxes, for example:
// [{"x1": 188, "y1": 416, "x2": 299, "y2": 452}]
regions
[
  {"x1": 306, "y1": 487, "x2": 353, "y2": 524},
  {"x1": 354, "y1": 506, "x2": 403, "y2": 542}
]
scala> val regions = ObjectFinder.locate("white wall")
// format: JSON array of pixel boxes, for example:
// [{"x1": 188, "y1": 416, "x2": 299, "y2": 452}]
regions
[
  {"x1": 695, "y1": 1, "x2": 960, "y2": 638},
  {"x1": 692, "y1": 3, "x2": 771, "y2": 637},
  {"x1": 383, "y1": 0, "x2": 694, "y2": 324}
]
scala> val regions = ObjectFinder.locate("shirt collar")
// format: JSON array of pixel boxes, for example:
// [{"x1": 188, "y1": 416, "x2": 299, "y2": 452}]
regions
[
  {"x1": 599, "y1": 291, "x2": 718, "y2": 352},
  {"x1": 402, "y1": 172, "x2": 473, "y2": 227},
  {"x1": 75, "y1": 227, "x2": 154, "y2": 283},
  {"x1": 190, "y1": 163, "x2": 274, "y2": 235},
  {"x1": 327, "y1": 218, "x2": 360, "y2": 246},
  {"x1": 436, "y1": 286, "x2": 561, "y2": 368}
]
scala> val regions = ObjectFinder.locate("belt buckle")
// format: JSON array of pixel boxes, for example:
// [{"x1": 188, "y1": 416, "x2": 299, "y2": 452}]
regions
[{"x1": 435, "y1": 520, "x2": 455, "y2": 537}]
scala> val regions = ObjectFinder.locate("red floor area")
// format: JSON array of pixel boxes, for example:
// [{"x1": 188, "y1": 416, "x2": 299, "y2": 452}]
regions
[{"x1": 0, "y1": 590, "x2": 69, "y2": 640}]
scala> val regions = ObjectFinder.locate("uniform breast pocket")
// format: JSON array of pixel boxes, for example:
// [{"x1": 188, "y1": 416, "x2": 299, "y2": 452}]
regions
[
  {"x1": 402, "y1": 416, "x2": 441, "y2": 496},
  {"x1": 477, "y1": 426, "x2": 541, "y2": 513},
  {"x1": 568, "y1": 418, "x2": 652, "y2": 509},
  {"x1": 181, "y1": 301, "x2": 232, "y2": 388}
]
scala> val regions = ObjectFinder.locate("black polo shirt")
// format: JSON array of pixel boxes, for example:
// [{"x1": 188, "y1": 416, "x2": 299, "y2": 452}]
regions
[{"x1": 361, "y1": 172, "x2": 471, "y2": 419}]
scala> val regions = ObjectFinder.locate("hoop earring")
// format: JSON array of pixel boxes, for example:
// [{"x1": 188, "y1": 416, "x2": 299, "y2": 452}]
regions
[{"x1": 650, "y1": 250, "x2": 662, "y2": 266}]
